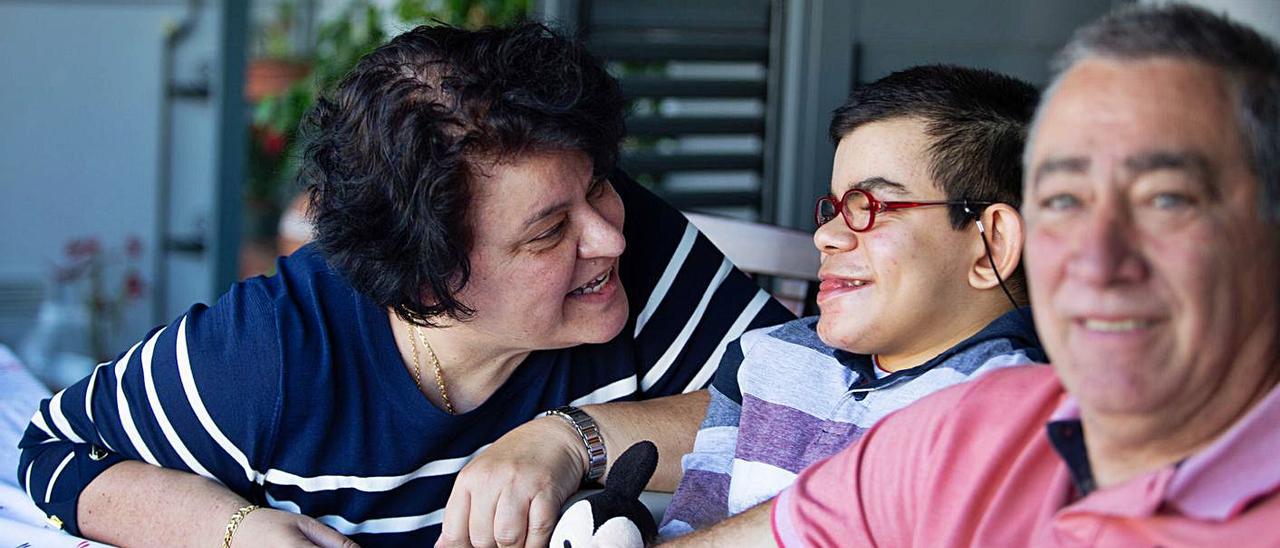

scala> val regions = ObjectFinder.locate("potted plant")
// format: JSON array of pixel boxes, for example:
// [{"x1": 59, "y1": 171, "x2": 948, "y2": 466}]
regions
[
  {"x1": 245, "y1": 1, "x2": 386, "y2": 245},
  {"x1": 242, "y1": 0, "x2": 530, "y2": 276}
]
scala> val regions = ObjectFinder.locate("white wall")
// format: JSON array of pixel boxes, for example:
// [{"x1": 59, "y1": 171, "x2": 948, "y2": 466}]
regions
[{"x1": 0, "y1": 0, "x2": 222, "y2": 354}]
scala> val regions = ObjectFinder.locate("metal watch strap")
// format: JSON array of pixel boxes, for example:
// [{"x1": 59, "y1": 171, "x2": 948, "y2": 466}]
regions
[{"x1": 543, "y1": 405, "x2": 607, "y2": 483}]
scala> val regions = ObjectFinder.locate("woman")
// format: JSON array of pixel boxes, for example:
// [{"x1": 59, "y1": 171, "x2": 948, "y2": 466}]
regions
[{"x1": 18, "y1": 23, "x2": 792, "y2": 546}]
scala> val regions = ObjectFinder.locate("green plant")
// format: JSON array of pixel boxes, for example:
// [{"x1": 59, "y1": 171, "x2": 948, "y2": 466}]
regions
[
  {"x1": 254, "y1": 0, "x2": 301, "y2": 60},
  {"x1": 249, "y1": 1, "x2": 385, "y2": 207},
  {"x1": 394, "y1": 0, "x2": 529, "y2": 28},
  {"x1": 246, "y1": 0, "x2": 530, "y2": 212}
]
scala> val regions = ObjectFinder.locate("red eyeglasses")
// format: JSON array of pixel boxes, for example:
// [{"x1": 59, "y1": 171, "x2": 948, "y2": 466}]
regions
[{"x1": 815, "y1": 188, "x2": 992, "y2": 232}]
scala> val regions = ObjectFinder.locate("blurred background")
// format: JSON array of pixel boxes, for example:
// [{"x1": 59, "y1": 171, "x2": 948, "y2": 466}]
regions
[{"x1": 1, "y1": 0, "x2": 1276, "y2": 389}]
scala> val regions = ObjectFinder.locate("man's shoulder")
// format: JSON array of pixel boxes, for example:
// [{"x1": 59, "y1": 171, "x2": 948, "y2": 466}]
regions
[
  {"x1": 975, "y1": 363, "x2": 1057, "y2": 384},
  {"x1": 932, "y1": 365, "x2": 1058, "y2": 406},
  {"x1": 887, "y1": 364, "x2": 1063, "y2": 433}
]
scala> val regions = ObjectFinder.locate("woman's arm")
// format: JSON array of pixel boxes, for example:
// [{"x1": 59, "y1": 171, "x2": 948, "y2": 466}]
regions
[
  {"x1": 660, "y1": 499, "x2": 776, "y2": 548},
  {"x1": 15, "y1": 283, "x2": 311, "y2": 543},
  {"x1": 78, "y1": 461, "x2": 354, "y2": 547}
]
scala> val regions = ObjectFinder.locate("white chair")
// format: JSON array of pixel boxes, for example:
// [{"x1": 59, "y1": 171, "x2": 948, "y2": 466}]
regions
[{"x1": 685, "y1": 212, "x2": 820, "y2": 315}]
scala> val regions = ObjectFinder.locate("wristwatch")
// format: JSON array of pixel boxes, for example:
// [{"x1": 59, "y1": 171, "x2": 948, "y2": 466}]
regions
[{"x1": 543, "y1": 405, "x2": 607, "y2": 484}]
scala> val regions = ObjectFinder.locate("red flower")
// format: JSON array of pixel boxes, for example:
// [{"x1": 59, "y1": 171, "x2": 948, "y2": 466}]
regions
[
  {"x1": 65, "y1": 237, "x2": 101, "y2": 259},
  {"x1": 125, "y1": 271, "x2": 146, "y2": 300},
  {"x1": 261, "y1": 129, "x2": 288, "y2": 156}
]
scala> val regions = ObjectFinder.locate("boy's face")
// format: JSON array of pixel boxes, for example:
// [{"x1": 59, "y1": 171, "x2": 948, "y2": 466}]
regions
[{"x1": 814, "y1": 117, "x2": 982, "y2": 365}]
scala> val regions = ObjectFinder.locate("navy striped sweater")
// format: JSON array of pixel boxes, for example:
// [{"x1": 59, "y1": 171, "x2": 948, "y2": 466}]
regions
[{"x1": 16, "y1": 176, "x2": 795, "y2": 546}]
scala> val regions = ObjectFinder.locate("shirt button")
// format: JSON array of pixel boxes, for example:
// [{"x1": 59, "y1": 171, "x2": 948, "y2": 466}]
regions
[{"x1": 47, "y1": 514, "x2": 64, "y2": 529}]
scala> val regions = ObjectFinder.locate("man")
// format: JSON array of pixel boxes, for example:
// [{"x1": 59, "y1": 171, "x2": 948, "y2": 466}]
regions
[
  {"x1": 686, "y1": 4, "x2": 1280, "y2": 546},
  {"x1": 443, "y1": 65, "x2": 1045, "y2": 546}
]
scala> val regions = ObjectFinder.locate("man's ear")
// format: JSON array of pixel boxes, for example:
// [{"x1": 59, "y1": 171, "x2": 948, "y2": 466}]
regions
[{"x1": 968, "y1": 203, "x2": 1024, "y2": 291}]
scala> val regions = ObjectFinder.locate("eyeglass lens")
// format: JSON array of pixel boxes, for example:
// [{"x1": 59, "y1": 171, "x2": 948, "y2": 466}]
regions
[
  {"x1": 817, "y1": 198, "x2": 838, "y2": 226},
  {"x1": 843, "y1": 191, "x2": 873, "y2": 231}
]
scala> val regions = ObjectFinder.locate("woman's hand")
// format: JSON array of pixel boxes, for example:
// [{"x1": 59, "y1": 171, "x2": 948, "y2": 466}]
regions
[
  {"x1": 234, "y1": 507, "x2": 360, "y2": 548},
  {"x1": 437, "y1": 416, "x2": 587, "y2": 548}
]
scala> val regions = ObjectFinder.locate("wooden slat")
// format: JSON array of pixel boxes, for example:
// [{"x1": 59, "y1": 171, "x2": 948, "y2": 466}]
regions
[
  {"x1": 620, "y1": 77, "x2": 765, "y2": 98},
  {"x1": 623, "y1": 152, "x2": 762, "y2": 174},
  {"x1": 627, "y1": 115, "x2": 764, "y2": 136},
  {"x1": 589, "y1": 32, "x2": 768, "y2": 62},
  {"x1": 587, "y1": 0, "x2": 770, "y2": 31}
]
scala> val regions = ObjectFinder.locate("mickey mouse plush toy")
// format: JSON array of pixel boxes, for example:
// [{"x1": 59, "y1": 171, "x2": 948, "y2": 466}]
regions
[{"x1": 550, "y1": 441, "x2": 659, "y2": 548}]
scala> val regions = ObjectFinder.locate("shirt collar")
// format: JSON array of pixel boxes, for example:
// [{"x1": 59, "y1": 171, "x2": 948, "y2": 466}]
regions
[
  {"x1": 1165, "y1": 380, "x2": 1280, "y2": 520},
  {"x1": 1046, "y1": 382, "x2": 1280, "y2": 521},
  {"x1": 837, "y1": 307, "x2": 1043, "y2": 396}
]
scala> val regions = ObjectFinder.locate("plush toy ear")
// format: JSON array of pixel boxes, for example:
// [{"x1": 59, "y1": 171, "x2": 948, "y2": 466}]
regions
[
  {"x1": 549, "y1": 441, "x2": 661, "y2": 548},
  {"x1": 607, "y1": 440, "x2": 658, "y2": 500}
]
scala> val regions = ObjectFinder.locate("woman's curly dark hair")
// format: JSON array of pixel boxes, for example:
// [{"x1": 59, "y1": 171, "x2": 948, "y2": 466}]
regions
[{"x1": 300, "y1": 22, "x2": 626, "y2": 326}]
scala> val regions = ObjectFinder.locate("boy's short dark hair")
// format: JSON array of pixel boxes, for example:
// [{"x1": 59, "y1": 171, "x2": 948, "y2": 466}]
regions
[
  {"x1": 829, "y1": 65, "x2": 1039, "y2": 304},
  {"x1": 830, "y1": 64, "x2": 1039, "y2": 229}
]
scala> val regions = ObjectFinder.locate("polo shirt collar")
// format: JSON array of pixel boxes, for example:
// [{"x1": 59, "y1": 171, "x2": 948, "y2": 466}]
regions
[
  {"x1": 836, "y1": 307, "x2": 1042, "y2": 399},
  {"x1": 1045, "y1": 381, "x2": 1280, "y2": 521},
  {"x1": 1166, "y1": 380, "x2": 1280, "y2": 520}
]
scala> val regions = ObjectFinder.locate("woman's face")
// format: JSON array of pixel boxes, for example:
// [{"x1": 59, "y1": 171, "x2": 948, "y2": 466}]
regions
[{"x1": 452, "y1": 149, "x2": 629, "y2": 352}]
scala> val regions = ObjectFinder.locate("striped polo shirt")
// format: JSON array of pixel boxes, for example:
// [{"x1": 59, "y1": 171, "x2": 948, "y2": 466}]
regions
[
  {"x1": 661, "y1": 310, "x2": 1044, "y2": 537},
  {"x1": 16, "y1": 174, "x2": 795, "y2": 546}
]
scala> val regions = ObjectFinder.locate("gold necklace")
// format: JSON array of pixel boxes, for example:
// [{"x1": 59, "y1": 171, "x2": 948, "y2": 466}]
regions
[{"x1": 410, "y1": 324, "x2": 456, "y2": 415}]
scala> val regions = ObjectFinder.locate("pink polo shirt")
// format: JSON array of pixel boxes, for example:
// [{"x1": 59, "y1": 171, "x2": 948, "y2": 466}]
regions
[{"x1": 772, "y1": 365, "x2": 1280, "y2": 547}]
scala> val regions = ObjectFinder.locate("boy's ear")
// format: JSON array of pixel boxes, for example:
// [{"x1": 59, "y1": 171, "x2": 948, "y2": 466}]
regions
[{"x1": 968, "y1": 203, "x2": 1024, "y2": 292}]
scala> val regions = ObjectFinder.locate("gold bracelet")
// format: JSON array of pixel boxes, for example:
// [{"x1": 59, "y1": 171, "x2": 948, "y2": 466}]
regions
[{"x1": 222, "y1": 504, "x2": 260, "y2": 548}]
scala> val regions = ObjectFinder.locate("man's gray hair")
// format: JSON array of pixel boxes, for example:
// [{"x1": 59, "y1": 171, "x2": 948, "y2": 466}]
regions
[{"x1": 1037, "y1": 3, "x2": 1280, "y2": 219}]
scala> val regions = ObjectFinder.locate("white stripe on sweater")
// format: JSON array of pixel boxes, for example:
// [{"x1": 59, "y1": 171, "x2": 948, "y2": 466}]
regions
[
  {"x1": 44, "y1": 451, "x2": 76, "y2": 503},
  {"x1": 28, "y1": 410, "x2": 54, "y2": 439},
  {"x1": 268, "y1": 493, "x2": 446, "y2": 535},
  {"x1": 262, "y1": 443, "x2": 490, "y2": 493},
  {"x1": 48, "y1": 390, "x2": 84, "y2": 445},
  {"x1": 641, "y1": 258, "x2": 733, "y2": 391},
  {"x1": 634, "y1": 223, "x2": 697, "y2": 337},
  {"x1": 113, "y1": 339, "x2": 158, "y2": 465},
  {"x1": 85, "y1": 361, "x2": 116, "y2": 451},
  {"x1": 571, "y1": 374, "x2": 638, "y2": 406},
  {"x1": 141, "y1": 325, "x2": 215, "y2": 479},
  {"x1": 683, "y1": 289, "x2": 771, "y2": 393},
  {"x1": 175, "y1": 316, "x2": 266, "y2": 484}
]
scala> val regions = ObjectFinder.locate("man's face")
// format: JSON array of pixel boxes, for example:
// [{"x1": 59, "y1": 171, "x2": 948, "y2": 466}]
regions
[
  {"x1": 814, "y1": 117, "x2": 980, "y2": 366},
  {"x1": 1024, "y1": 57, "x2": 1280, "y2": 416}
]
